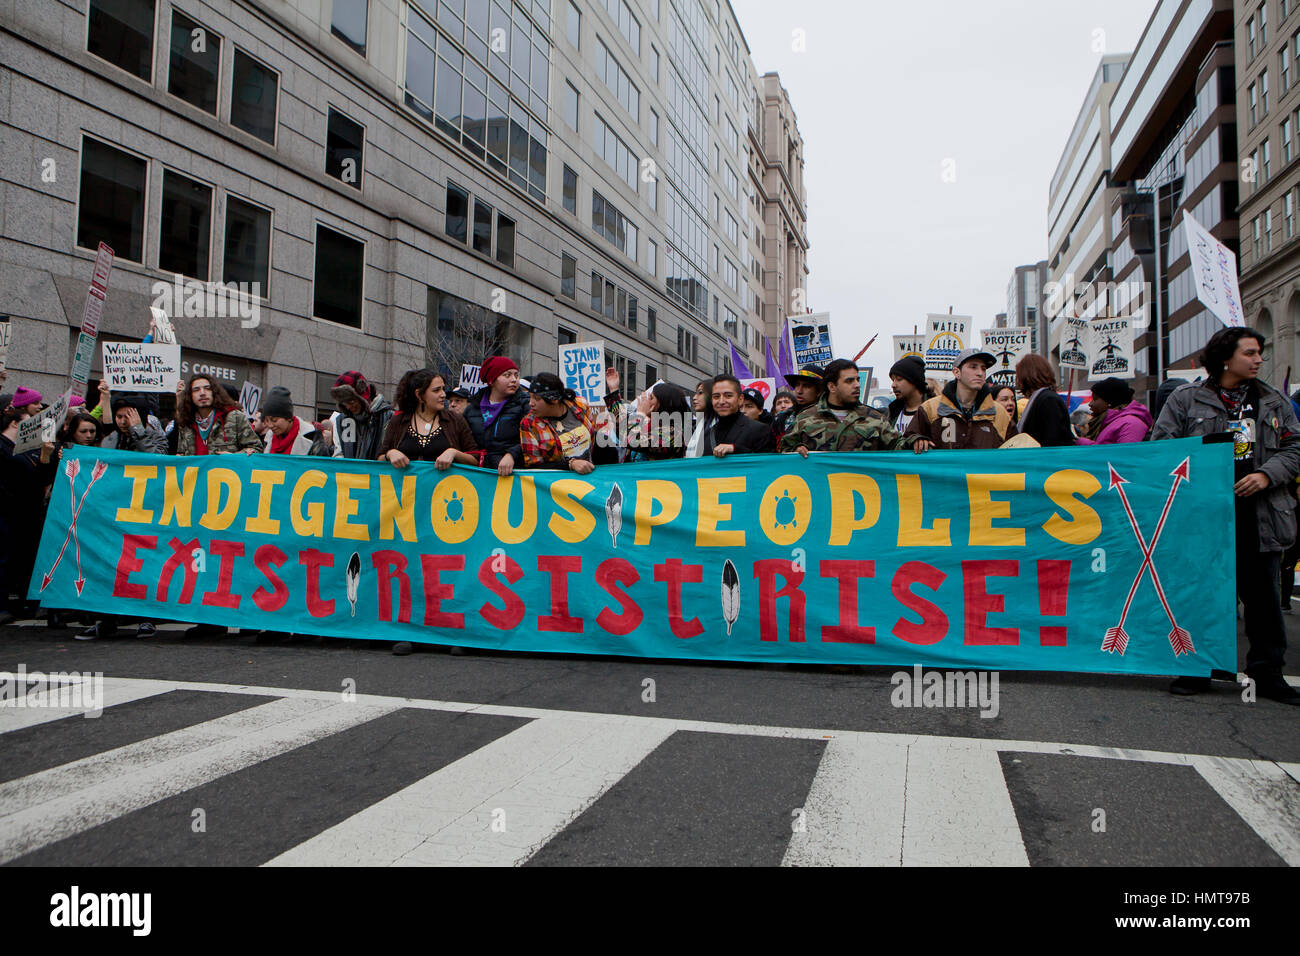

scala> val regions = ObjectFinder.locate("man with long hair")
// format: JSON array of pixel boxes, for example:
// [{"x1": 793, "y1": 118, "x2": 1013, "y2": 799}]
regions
[
  {"x1": 1153, "y1": 326, "x2": 1300, "y2": 704},
  {"x1": 174, "y1": 374, "x2": 262, "y2": 455}
]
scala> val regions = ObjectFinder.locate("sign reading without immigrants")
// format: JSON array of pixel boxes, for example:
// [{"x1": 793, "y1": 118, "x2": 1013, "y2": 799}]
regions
[{"x1": 31, "y1": 441, "x2": 1235, "y2": 676}]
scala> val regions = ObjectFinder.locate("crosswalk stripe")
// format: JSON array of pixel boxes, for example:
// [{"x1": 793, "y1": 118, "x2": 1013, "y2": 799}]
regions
[
  {"x1": 266, "y1": 716, "x2": 673, "y2": 867},
  {"x1": 901, "y1": 742, "x2": 1030, "y2": 866},
  {"x1": 1281, "y1": 763, "x2": 1300, "y2": 787},
  {"x1": 782, "y1": 737, "x2": 909, "y2": 866},
  {"x1": 0, "y1": 696, "x2": 397, "y2": 864},
  {"x1": 0, "y1": 678, "x2": 176, "y2": 732},
  {"x1": 1191, "y1": 756, "x2": 1300, "y2": 866}
]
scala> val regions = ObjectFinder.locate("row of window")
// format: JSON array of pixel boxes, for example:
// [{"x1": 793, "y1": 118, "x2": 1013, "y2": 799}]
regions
[
  {"x1": 595, "y1": 38, "x2": 640, "y2": 121},
  {"x1": 444, "y1": 183, "x2": 517, "y2": 267},
  {"x1": 592, "y1": 190, "x2": 639, "y2": 262},
  {"x1": 1247, "y1": 3, "x2": 1269, "y2": 61},
  {"x1": 590, "y1": 271, "x2": 638, "y2": 333},
  {"x1": 76, "y1": 135, "x2": 366, "y2": 328}
]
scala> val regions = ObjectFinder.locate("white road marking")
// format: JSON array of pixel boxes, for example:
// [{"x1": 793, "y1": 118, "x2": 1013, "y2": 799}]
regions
[
  {"x1": 0, "y1": 677, "x2": 176, "y2": 732},
  {"x1": 901, "y1": 741, "x2": 1029, "y2": 866},
  {"x1": 267, "y1": 716, "x2": 672, "y2": 867},
  {"x1": 782, "y1": 736, "x2": 908, "y2": 867},
  {"x1": 0, "y1": 696, "x2": 396, "y2": 864},
  {"x1": 1191, "y1": 756, "x2": 1300, "y2": 866}
]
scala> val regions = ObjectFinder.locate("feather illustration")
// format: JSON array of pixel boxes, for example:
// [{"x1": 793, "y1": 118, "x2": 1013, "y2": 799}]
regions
[
  {"x1": 606, "y1": 483, "x2": 623, "y2": 548},
  {"x1": 721, "y1": 560, "x2": 740, "y2": 636},
  {"x1": 346, "y1": 551, "x2": 361, "y2": 618}
]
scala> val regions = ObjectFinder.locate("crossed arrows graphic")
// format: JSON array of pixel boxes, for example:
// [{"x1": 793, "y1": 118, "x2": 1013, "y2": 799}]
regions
[
  {"x1": 1102, "y1": 457, "x2": 1195, "y2": 657},
  {"x1": 41, "y1": 458, "x2": 107, "y2": 596}
]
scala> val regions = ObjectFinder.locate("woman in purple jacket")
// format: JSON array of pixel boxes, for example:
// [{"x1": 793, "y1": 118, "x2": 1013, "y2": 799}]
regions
[{"x1": 1077, "y1": 377, "x2": 1152, "y2": 444}]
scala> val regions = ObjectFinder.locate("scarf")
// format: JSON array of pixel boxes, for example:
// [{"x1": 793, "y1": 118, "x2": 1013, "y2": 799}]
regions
[
  {"x1": 1217, "y1": 382, "x2": 1250, "y2": 416},
  {"x1": 270, "y1": 417, "x2": 300, "y2": 454},
  {"x1": 192, "y1": 409, "x2": 221, "y2": 455}
]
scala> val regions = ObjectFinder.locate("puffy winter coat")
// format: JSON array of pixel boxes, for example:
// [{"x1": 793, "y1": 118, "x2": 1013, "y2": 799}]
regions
[{"x1": 1076, "y1": 401, "x2": 1153, "y2": 445}]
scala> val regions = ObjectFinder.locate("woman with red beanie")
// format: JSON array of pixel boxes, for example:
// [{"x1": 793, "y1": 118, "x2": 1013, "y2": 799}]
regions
[{"x1": 462, "y1": 355, "x2": 529, "y2": 475}]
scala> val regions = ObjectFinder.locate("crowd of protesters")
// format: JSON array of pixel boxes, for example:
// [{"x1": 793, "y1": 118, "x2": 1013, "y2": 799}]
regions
[{"x1": 0, "y1": 324, "x2": 1297, "y2": 702}]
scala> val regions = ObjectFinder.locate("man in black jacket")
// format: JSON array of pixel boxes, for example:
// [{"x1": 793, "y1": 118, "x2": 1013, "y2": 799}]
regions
[{"x1": 703, "y1": 375, "x2": 774, "y2": 455}]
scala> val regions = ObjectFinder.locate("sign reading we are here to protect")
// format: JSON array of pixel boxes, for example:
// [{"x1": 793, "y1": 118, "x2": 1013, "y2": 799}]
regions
[{"x1": 102, "y1": 342, "x2": 181, "y2": 392}]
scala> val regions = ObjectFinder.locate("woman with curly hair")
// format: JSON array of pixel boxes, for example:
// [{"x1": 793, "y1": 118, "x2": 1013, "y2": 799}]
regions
[{"x1": 379, "y1": 368, "x2": 480, "y2": 470}]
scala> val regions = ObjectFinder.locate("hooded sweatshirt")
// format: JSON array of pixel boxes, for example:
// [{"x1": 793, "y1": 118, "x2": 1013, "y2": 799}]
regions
[{"x1": 1076, "y1": 401, "x2": 1153, "y2": 445}]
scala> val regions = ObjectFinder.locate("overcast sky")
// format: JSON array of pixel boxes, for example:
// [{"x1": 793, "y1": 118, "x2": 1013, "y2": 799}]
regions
[{"x1": 730, "y1": 0, "x2": 1158, "y2": 385}]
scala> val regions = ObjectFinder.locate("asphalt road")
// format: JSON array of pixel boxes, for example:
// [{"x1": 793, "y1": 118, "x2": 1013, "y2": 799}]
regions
[{"x1": 0, "y1": 616, "x2": 1296, "y2": 867}]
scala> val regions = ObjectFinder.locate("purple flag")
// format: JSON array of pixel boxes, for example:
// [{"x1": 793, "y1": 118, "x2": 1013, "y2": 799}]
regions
[
  {"x1": 765, "y1": 337, "x2": 778, "y2": 380},
  {"x1": 728, "y1": 340, "x2": 751, "y2": 379},
  {"x1": 777, "y1": 322, "x2": 793, "y2": 378}
]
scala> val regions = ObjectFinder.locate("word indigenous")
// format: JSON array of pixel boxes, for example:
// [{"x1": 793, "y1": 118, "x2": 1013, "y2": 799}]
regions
[{"x1": 32, "y1": 442, "x2": 1237, "y2": 677}]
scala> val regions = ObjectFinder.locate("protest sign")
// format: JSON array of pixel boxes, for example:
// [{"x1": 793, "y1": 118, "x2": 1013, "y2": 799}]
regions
[
  {"x1": 1088, "y1": 317, "x2": 1135, "y2": 380},
  {"x1": 149, "y1": 306, "x2": 177, "y2": 345},
  {"x1": 102, "y1": 342, "x2": 181, "y2": 392},
  {"x1": 739, "y1": 377, "x2": 777, "y2": 409},
  {"x1": 0, "y1": 316, "x2": 11, "y2": 377},
  {"x1": 32, "y1": 440, "x2": 1234, "y2": 677},
  {"x1": 15, "y1": 389, "x2": 72, "y2": 454},
  {"x1": 560, "y1": 341, "x2": 606, "y2": 404},
  {"x1": 924, "y1": 313, "x2": 968, "y2": 373},
  {"x1": 787, "y1": 313, "x2": 835, "y2": 368},
  {"x1": 857, "y1": 366, "x2": 874, "y2": 403},
  {"x1": 71, "y1": 243, "x2": 114, "y2": 393},
  {"x1": 1059, "y1": 316, "x2": 1090, "y2": 371},
  {"x1": 893, "y1": 335, "x2": 926, "y2": 362},
  {"x1": 459, "y1": 364, "x2": 483, "y2": 392},
  {"x1": 981, "y1": 327, "x2": 1032, "y2": 388},
  {"x1": 1183, "y1": 214, "x2": 1244, "y2": 328},
  {"x1": 239, "y1": 381, "x2": 262, "y2": 420}
]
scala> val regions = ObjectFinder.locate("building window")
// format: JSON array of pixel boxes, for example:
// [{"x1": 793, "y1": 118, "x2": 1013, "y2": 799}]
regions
[
  {"x1": 1266, "y1": 138, "x2": 1273, "y2": 182},
  {"x1": 651, "y1": 45, "x2": 660, "y2": 83},
  {"x1": 561, "y1": 252, "x2": 576, "y2": 299},
  {"x1": 647, "y1": 308, "x2": 657, "y2": 342},
  {"x1": 593, "y1": 113, "x2": 638, "y2": 190},
  {"x1": 567, "y1": 0, "x2": 581, "y2": 47},
  {"x1": 1250, "y1": 17, "x2": 1258, "y2": 59},
  {"x1": 231, "y1": 49, "x2": 278, "y2": 145},
  {"x1": 88, "y1": 0, "x2": 155, "y2": 81},
  {"x1": 647, "y1": 238, "x2": 657, "y2": 276},
  {"x1": 1287, "y1": 191, "x2": 1296, "y2": 239},
  {"x1": 326, "y1": 108, "x2": 365, "y2": 189},
  {"x1": 1265, "y1": 207, "x2": 1274, "y2": 253},
  {"x1": 1286, "y1": 118, "x2": 1294, "y2": 163},
  {"x1": 1250, "y1": 83, "x2": 1258, "y2": 125},
  {"x1": 1254, "y1": 215, "x2": 1262, "y2": 259},
  {"x1": 1251, "y1": 148, "x2": 1260, "y2": 188},
  {"x1": 645, "y1": 363, "x2": 657, "y2": 389},
  {"x1": 496, "y1": 213, "x2": 515, "y2": 267},
  {"x1": 565, "y1": 81, "x2": 579, "y2": 132},
  {"x1": 77, "y1": 137, "x2": 147, "y2": 263},
  {"x1": 1261, "y1": 2, "x2": 1269, "y2": 44},
  {"x1": 563, "y1": 165, "x2": 578, "y2": 214},
  {"x1": 159, "y1": 169, "x2": 212, "y2": 280},
  {"x1": 445, "y1": 183, "x2": 469, "y2": 242},
  {"x1": 649, "y1": 108, "x2": 658, "y2": 146},
  {"x1": 168, "y1": 10, "x2": 219, "y2": 114},
  {"x1": 223, "y1": 196, "x2": 271, "y2": 291},
  {"x1": 313, "y1": 225, "x2": 364, "y2": 327},
  {"x1": 331, "y1": 0, "x2": 367, "y2": 56},
  {"x1": 1285, "y1": 47, "x2": 1293, "y2": 94},
  {"x1": 558, "y1": 325, "x2": 577, "y2": 346},
  {"x1": 1262, "y1": 70, "x2": 1270, "y2": 115},
  {"x1": 600, "y1": 0, "x2": 641, "y2": 52},
  {"x1": 591, "y1": 190, "x2": 637, "y2": 260},
  {"x1": 595, "y1": 39, "x2": 639, "y2": 120},
  {"x1": 472, "y1": 199, "x2": 493, "y2": 255}
]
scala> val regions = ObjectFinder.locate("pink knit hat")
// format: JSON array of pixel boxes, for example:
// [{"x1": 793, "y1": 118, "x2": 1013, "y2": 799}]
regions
[{"x1": 12, "y1": 387, "x2": 42, "y2": 408}]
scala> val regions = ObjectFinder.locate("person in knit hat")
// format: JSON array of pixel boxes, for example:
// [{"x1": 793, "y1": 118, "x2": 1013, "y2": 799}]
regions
[
  {"x1": 1076, "y1": 377, "x2": 1152, "y2": 445},
  {"x1": 887, "y1": 356, "x2": 929, "y2": 432},
  {"x1": 261, "y1": 386, "x2": 330, "y2": 456},
  {"x1": 462, "y1": 355, "x2": 528, "y2": 474},
  {"x1": 327, "y1": 370, "x2": 394, "y2": 460},
  {"x1": 11, "y1": 387, "x2": 42, "y2": 415}
]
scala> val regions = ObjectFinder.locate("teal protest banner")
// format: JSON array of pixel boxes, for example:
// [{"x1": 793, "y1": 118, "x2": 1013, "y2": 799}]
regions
[{"x1": 31, "y1": 440, "x2": 1235, "y2": 675}]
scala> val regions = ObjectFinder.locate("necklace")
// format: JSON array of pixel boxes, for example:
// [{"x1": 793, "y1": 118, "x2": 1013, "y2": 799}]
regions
[{"x1": 409, "y1": 413, "x2": 442, "y2": 448}]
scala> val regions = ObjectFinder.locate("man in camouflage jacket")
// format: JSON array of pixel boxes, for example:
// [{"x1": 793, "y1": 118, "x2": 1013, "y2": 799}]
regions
[{"x1": 780, "y1": 360, "x2": 932, "y2": 455}]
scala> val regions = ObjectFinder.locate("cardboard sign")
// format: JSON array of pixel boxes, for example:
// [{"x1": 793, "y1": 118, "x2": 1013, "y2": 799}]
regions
[
  {"x1": 0, "y1": 316, "x2": 11, "y2": 377},
  {"x1": 71, "y1": 243, "x2": 114, "y2": 392},
  {"x1": 787, "y1": 312, "x2": 835, "y2": 369},
  {"x1": 239, "y1": 381, "x2": 263, "y2": 420},
  {"x1": 149, "y1": 306, "x2": 177, "y2": 345},
  {"x1": 1059, "y1": 316, "x2": 1090, "y2": 371},
  {"x1": 560, "y1": 341, "x2": 606, "y2": 404},
  {"x1": 1088, "y1": 317, "x2": 1136, "y2": 380},
  {"x1": 893, "y1": 335, "x2": 926, "y2": 362},
  {"x1": 1183, "y1": 214, "x2": 1244, "y2": 328},
  {"x1": 982, "y1": 327, "x2": 1032, "y2": 387},
  {"x1": 739, "y1": 377, "x2": 777, "y2": 410},
  {"x1": 102, "y1": 342, "x2": 181, "y2": 392},
  {"x1": 15, "y1": 389, "x2": 72, "y2": 454},
  {"x1": 459, "y1": 364, "x2": 483, "y2": 392},
  {"x1": 923, "y1": 313, "x2": 969, "y2": 373}
]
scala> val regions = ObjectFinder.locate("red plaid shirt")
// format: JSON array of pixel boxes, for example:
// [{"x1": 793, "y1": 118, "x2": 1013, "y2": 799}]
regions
[{"x1": 519, "y1": 396, "x2": 614, "y2": 466}]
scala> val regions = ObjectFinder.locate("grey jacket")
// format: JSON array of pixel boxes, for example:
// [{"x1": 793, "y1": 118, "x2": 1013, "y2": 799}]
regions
[
  {"x1": 102, "y1": 421, "x2": 168, "y2": 454},
  {"x1": 1151, "y1": 379, "x2": 1300, "y2": 551}
]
